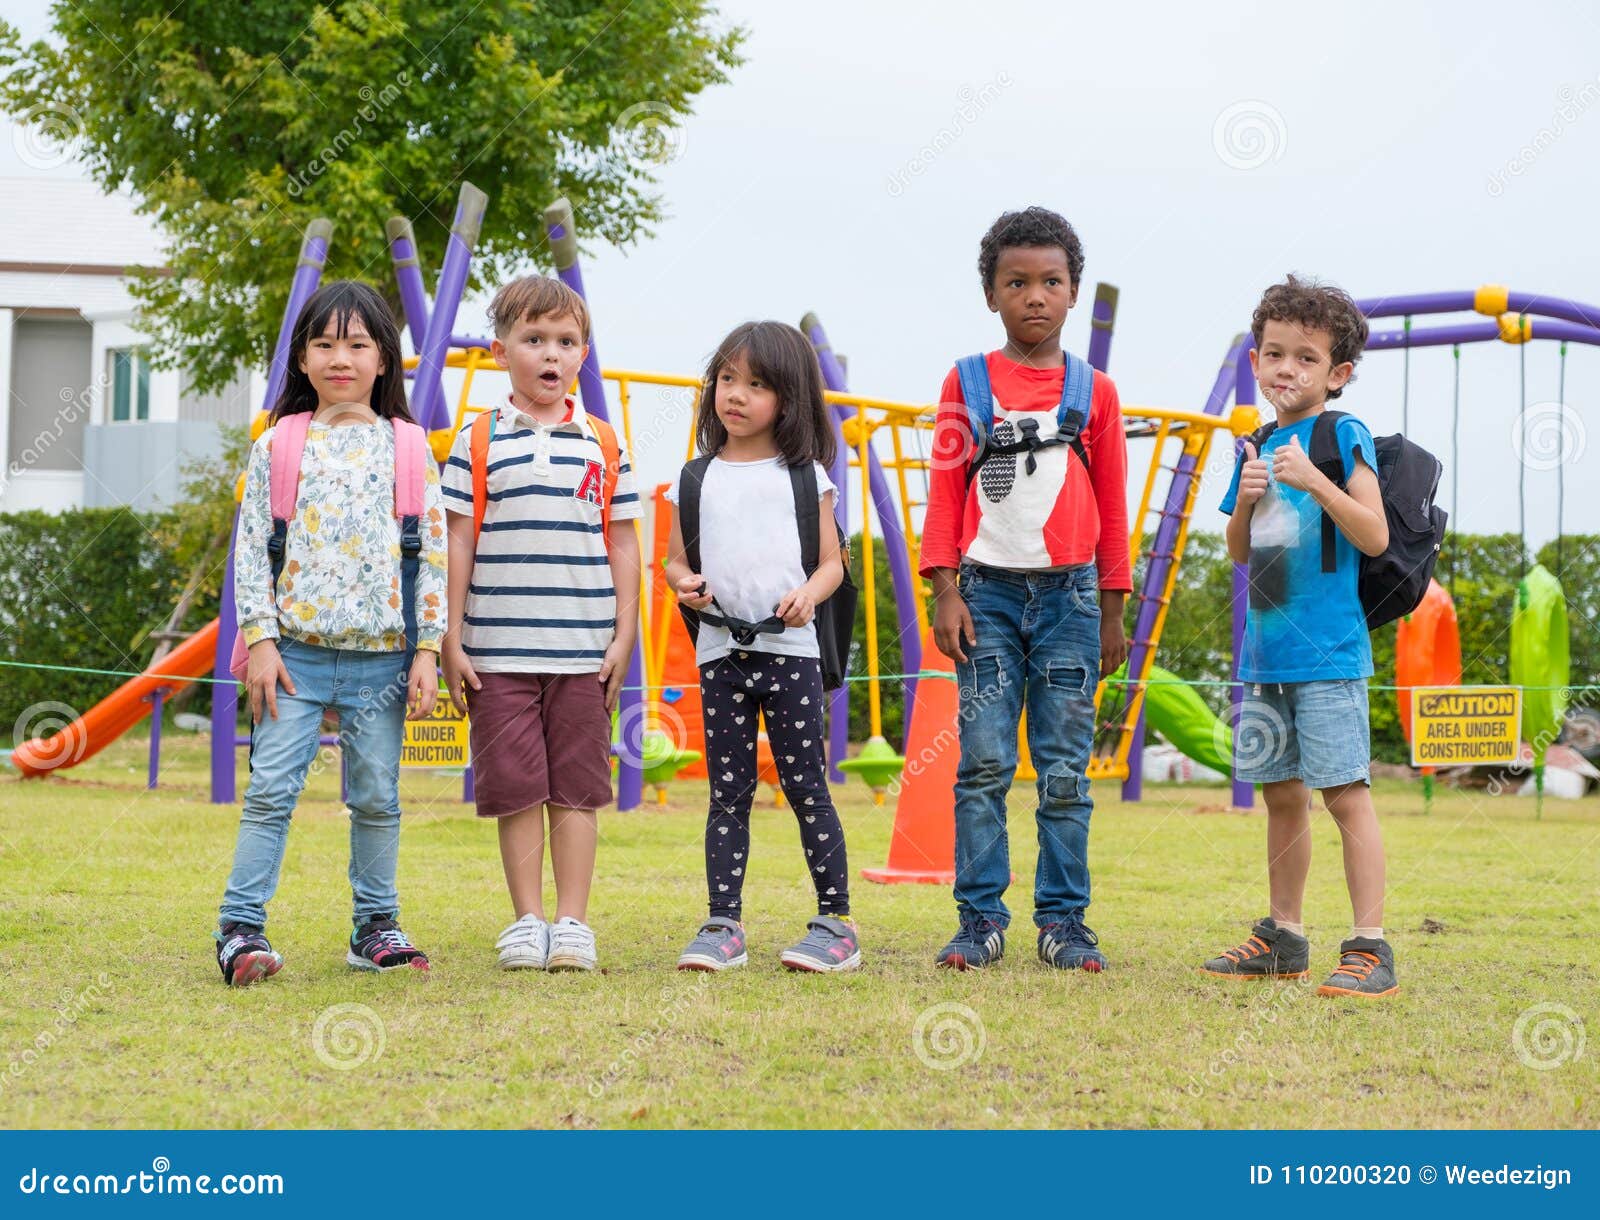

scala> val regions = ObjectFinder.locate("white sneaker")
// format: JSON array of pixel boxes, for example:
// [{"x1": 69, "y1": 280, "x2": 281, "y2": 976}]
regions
[
  {"x1": 545, "y1": 916, "x2": 598, "y2": 972},
  {"x1": 495, "y1": 914, "x2": 550, "y2": 970}
]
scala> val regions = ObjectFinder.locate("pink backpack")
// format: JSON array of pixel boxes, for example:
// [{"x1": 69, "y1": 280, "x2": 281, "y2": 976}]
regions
[{"x1": 229, "y1": 412, "x2": 429, "y2": 682}]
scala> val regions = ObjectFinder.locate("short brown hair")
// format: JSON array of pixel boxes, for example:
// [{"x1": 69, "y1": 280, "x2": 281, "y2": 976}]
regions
[
  {"x1": 488, "y1": 275, "x2": 591, "y2": 340},
  {"x1": 1251, "y1": 274, "x2": 1368, "y2": 399}
]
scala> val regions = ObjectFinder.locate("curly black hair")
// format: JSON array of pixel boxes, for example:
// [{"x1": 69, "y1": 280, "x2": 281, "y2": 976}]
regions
[
  {"x1": 977, "y1": 207, "x2": 1085, "y2": 290},
  {"x1": 1251, "y1": 275, "x2": 1369, "y2": 399}
]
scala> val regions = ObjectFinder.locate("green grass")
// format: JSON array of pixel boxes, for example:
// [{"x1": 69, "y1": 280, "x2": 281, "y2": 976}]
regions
[{"x1": 1, "y1": 732, "x2": 1596, "y2": 1129}]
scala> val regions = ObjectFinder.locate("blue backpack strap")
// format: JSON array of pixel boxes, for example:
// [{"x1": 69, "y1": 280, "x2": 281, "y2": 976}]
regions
[
  {"x1": 1056, "y1": 352, "x2": 1093, "y2": 438},
  {"x1": 954, "y1": 352, "x2": 993, "y2": 437},
  {"x1": 954, "y1": 353, "x2": 993, "y2": 483},
  {"x1": 1055, "y1": 352, "x2": 1094, "y2": 474}
]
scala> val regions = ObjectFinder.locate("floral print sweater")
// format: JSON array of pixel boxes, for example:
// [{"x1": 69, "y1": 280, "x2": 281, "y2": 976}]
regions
[{"x1": 235, "y1": 419, "x2": 446, "y2": 653}]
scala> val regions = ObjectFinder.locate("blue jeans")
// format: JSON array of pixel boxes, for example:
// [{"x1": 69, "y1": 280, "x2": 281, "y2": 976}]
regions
[
  {"x1": 953, "y1": 561, "x2": 1101, "y2": 930},
  {"x1": 219, "y1": 641, "x2": 407, "y2": 930}
]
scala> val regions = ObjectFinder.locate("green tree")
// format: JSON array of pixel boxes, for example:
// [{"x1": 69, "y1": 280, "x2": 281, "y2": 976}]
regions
[{"x1": 0, "y1": 1, "x2": 742, "y2": 391}]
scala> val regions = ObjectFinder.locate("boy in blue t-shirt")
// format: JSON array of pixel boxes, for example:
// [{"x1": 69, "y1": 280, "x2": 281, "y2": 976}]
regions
[{"x1": 1202, "y1": 275, "x2": 1399, "y2": 999}]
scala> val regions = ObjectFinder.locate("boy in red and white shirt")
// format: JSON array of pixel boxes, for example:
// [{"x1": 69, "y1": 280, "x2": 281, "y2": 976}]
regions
[{"x1": 922, "y1": 206, "x2": 1130, "y2": 973}]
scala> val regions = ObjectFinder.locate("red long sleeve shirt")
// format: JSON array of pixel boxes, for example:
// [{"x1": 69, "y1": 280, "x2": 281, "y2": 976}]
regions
[{"x1": 918, "y1": 350, "x2": 1131, "y2": 591}]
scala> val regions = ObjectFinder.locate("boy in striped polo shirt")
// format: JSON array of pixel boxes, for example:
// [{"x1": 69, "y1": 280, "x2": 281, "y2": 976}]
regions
[{"x1": 441, "y1": 276, "x2": 641, "y2": 972}]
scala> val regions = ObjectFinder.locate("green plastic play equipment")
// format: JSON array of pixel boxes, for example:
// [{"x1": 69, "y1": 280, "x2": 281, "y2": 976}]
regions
[
  {"x1": 1509, "y1": 563, "x2": 1570, "y2": 800},
  {"x1": 1113, "y1": 662, "x2": 1233, "y2": 777},
  {"x1": 838, "y1": 734, "x2": 907, "y2": 805}
]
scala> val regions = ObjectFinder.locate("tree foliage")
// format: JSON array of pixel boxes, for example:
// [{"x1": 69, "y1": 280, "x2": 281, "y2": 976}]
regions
[{"x1": 0, "y1": 1, "x2": 743, "y2": 390}]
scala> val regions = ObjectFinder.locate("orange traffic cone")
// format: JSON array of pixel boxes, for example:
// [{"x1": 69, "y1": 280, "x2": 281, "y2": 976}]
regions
[{"x1": 861, "y1": 627, "x2": 958, "y2": 884}]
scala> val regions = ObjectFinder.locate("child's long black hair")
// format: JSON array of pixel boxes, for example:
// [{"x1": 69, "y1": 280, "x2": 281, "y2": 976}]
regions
[
  {"x1": 694, "y1": 321, "x2": 837, "y2": 468},
  {"x1": 270, "y1": 280, "x2": 412, "y2": 422}
]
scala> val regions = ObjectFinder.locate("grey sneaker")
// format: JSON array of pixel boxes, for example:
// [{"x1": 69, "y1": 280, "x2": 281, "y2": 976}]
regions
[
  {"x1": 677, "y1": 916, "x2": 748, "y2": 972},
  {"x1": 1200, "y1": 917, "x2": 1310, "y2": 979},
  {"x1": 779, "y1": 915, "x2": 861, "y2": 973},
  {"x1": 1316, "y1": 936, "x2": 1399, "y2": 998}
]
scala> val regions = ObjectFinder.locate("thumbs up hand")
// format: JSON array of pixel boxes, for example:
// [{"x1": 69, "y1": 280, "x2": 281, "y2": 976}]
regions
[
  {"x1": 1272, "y1": 431, "x2": 1318, "y2": 491},
  {"x1": 1236, "y1": 439, "x2": 1270, "y2": 505}
]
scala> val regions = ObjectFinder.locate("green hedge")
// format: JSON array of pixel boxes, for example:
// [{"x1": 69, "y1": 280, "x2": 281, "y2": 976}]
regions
[
  {"x1": 6, "y1": 507, "x2": 1592, "y2": 765},
  {"x1": 1144, "y1": 531, "x2": 1600, "y2": 763},
  {"x1": 0, "y1": 508, "x2": 222, "y2": 743}
]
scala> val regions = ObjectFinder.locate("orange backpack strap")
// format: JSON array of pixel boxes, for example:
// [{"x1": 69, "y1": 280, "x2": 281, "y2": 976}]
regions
[
  {"x1": 585, "y1": 414, "x2": 621, "y2": 537},
  {"x1": 469, "y1": 410, "x2": 494, "y2": 541}
]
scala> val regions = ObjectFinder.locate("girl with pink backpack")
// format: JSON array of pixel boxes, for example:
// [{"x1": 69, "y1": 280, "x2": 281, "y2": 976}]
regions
[{"x1": 215, "y1": 281, "x2": 446, "y2": 986}]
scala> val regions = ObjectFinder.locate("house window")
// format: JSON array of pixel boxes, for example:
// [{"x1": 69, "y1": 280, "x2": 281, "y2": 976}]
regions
[{"x1": 109, "y1": 347, "x2": 151, "y2": 422}]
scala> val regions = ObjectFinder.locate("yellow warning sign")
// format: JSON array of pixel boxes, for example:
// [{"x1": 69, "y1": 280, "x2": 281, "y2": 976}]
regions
[
  {"x1": 1410, "y1": 686, "x2": 1521, "y2": 766},
  {"x1": 402, "y1": 698, "x2": 470, "y2": 769}
]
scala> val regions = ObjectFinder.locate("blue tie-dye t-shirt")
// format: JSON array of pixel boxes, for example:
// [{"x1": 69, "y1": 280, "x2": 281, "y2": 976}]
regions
[{"x1": 1219, "y1": 412, "x2": 1378, "y2": 684}]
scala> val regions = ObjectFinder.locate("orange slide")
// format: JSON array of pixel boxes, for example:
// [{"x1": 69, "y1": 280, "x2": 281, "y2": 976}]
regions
[{"x1": 11, "y1": 618, "x2": 222, "y2": 777}]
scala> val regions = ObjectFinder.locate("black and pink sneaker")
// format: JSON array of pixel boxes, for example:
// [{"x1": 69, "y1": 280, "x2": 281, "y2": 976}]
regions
[
  {"x1": 347, "y1": 915, "x2": 430, "y2": 972},
  {"x1": 215, "y1": 922, "x2": 283, "y2": 987}
]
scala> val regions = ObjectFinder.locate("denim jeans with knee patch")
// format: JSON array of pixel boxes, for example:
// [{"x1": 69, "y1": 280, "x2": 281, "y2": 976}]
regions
[{"x1": 952, "y1": 561, "x2": 1100, "y2": 929}]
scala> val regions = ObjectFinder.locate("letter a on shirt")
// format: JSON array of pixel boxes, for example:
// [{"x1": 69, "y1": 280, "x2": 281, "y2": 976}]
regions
[{"x1": 575, "y1": 460, "x2": 604, "y2": 506}]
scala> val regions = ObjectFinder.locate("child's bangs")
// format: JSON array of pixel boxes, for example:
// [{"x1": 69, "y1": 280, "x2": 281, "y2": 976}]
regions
[
  {"x1": 714, "y1": 322, "x2": 789, "y2": 388},
  {"x1": 302, "y1": 287, "x2": 377, "y2": 345}
]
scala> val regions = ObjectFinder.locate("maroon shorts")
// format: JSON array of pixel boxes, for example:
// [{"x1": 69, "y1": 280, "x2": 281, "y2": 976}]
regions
[{"x1": 466, "y1": 672, "x2": 613, "y2": 817}]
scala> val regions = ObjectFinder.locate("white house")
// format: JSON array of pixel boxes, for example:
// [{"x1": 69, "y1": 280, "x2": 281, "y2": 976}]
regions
[{"x1": 0, "y1": 175, "x2": 259, "y2": 513}]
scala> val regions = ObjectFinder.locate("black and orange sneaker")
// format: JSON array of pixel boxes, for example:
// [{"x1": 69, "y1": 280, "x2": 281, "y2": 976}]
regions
[
  {"x1": 1200, "y1": 917, "x2": 1309, "y2": 980},
  {"x1": 1316, "y1": 936, "x2": 1398, "y2": 998},
  {"x1": 215, "y1": 922, "x2": 283, "y2": 987}
]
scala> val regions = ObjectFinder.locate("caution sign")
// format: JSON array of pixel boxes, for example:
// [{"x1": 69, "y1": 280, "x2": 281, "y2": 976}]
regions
[
  {"x1": 402, "y1": 698, "x2": 470, "y2": 769},
  {"x1": 1410, "y1": 686, "x2": 1521, "y2": 766}
]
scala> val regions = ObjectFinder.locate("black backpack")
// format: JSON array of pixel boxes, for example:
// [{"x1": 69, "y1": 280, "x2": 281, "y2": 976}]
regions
[
  {"x1": 1242, "y1": 410, "x2": 1446, "y2": 630},
  {"x1": 676, "y1": 456, "x2": 857, "y2": 691}
]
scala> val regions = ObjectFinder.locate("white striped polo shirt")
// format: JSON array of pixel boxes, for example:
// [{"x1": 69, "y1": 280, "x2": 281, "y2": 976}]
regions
[{"x1": 442, "y1": 395, "x2": 642, "y2": 674}]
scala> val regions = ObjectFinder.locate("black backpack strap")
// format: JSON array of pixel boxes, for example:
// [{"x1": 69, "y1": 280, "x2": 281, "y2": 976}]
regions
[
  {"x1": 398, "y1": 513, "x2": 422, "y2": 682},
  {"x1": 678, "y1": 455, "x2": 714, "y2": 576},
  {"x1": 1309, "y1": 411, "x2": 1348, "y2": 574},
  {"x1": 790, "y1": 461, "x2": 820, "y2": 577}
]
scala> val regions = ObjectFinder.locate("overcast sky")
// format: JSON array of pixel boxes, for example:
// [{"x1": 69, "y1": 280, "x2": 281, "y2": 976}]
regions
[{"x1": 5, "y1": 0, "x2": 1597, "y2": 545}]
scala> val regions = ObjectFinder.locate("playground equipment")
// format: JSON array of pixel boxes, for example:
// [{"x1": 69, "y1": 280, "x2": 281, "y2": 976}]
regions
[
  {"x1": 13, "y1": 182, "x2": 1588, "y2": 830},
  {"x1": 1395, "y1": 579, "x2": 1462, "y2": 806},
  {"x1": 10, "y1": 619, "x2": 219, "y2": 782},
  {"x1": 1510, "y1": 564, "x2": 1571, "y2": 799}
]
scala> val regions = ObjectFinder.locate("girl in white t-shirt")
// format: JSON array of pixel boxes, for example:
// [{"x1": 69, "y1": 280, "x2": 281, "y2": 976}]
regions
[{"x1": 664, "y1": 321, "x2": 859, "y2": 973}]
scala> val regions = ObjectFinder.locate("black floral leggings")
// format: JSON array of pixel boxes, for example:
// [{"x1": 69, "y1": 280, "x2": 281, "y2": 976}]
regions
[{"x1": 699, "y1": 650, "x2": 849, "y2": 920}]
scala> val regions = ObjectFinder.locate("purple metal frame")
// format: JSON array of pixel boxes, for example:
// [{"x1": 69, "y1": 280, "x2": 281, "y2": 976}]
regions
[
  {"x1": 544, "y1": 198, "x2": 646, "y2": 812},
  {"x1": 1121, "y1": 334, "x2": 1248, "y2": 802},
  {"x1": 803, "y1": 314, "x2": 921, "y2": 776},
  {"x1": 385, "y1": 216, "x2": 432, "y2": 354}
]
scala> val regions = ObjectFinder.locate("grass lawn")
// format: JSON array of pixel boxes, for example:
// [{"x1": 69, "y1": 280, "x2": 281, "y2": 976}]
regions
[{"x1": 1, "y1": 731, "x2": 1595, "y2": 1129}]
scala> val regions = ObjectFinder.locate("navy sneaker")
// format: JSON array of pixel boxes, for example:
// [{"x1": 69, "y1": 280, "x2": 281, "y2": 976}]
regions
[
  {"x1": 935, "y1": 917, "x2": 1006, "y2": 970},
  {"x1": 347, "y1": 915, "x2": 429, "y2": 972},
  {"x1": 215, "y1": 922, "x2": 283, "y2": 987},
  {"x1": 1317, "y1": 936, "x2": 1399, "y2": 999},
  {"x1": 1037, "y1": 919, "x2": 1106, "y2": 972},
  {"x1": 780, "y1": 915, "x2": 861, "y2": 973}
]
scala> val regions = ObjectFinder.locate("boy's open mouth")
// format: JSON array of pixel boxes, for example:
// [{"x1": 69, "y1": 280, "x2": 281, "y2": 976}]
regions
[{"x1": 539, "y1": 369, "x2": 561, "y2": 386}]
